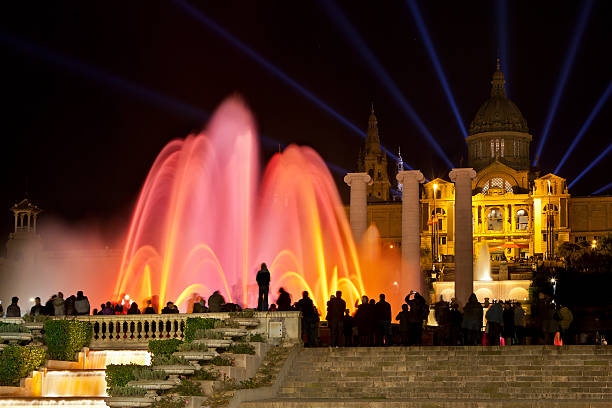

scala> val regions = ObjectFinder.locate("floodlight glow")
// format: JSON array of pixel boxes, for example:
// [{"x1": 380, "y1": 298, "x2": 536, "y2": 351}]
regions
[
  {"x1": 406, "y1": 0, "x2": 467, "y2": 138},
  {"x1": 593, "y1": 181, "x2": 612, "y2": 195},
  {"x1": 555, "y1": 80, "x2": 612, "y2": 174},
  {"x1": 533, "y1": 0, "x2": 595, "y2": 166},
  {"x1": 0, "y1": 33, "x2": 210, "y2": 122},
  {"x1": 0, "y1": 33, "x2": 353, "y2": 178},
  {"x1": 320, "y1": 0, "x2": 455, "y2": 169},
  {"x1": 496, "y1": 0, "x2": 509, "y2": 95},
  {"x1": 568, "y1": 142, "x2": 612, "y2": 189},
  {"x1": 172, "y1": 0, "x2": 404, "y2": 165}
]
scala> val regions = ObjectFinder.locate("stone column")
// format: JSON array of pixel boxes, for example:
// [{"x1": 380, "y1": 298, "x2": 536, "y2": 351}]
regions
[
  {"x1": 397, "y1": 170, "x2": 425, "y2": 295},
  {"x1": 449, "y1": 168, "x2": 477, "y2": 308},
  {"x1": 344, "y1": 173, "x2": 372, "y2": 243}
]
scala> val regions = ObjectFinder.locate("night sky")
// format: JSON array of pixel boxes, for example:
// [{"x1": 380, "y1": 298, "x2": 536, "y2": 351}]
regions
[{"x1": 1, "y1": 1, "x2": 611, "y2": 246}]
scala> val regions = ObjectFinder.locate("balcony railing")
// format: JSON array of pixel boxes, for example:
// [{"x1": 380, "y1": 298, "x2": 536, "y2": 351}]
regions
[{"x1": 1, "y1": 311, "x2": 301, "y2": 350}]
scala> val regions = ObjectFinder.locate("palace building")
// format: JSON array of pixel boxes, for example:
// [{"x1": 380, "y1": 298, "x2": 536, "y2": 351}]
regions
[{"x1": 354, "y1": 60, "x2": 612, "y2": 283}]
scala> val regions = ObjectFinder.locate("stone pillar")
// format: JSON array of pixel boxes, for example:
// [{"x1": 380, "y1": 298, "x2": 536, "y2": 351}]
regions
[
  {"x1": 397, "y1": 170, "x2": 425, "y2": 295},
  {"x1": 344, "y1": 173, "x2": 372, "y2": 243},
  {"x1": 449, "y1": 168, "x2": 477, "y2": 308}
]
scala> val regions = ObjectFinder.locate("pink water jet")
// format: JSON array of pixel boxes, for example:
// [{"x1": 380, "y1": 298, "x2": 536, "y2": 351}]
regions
[{"x1": 114, "y1": 97, "x2": 400, "y2": 312}]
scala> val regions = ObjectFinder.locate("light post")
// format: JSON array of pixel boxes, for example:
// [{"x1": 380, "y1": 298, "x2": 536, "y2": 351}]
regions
[
  {"x1": 550, "y1": 277, "x2": 557, "y2": 296},
  {"x1": 432, "y1": 183, "x2": 438, "y2": 265}
]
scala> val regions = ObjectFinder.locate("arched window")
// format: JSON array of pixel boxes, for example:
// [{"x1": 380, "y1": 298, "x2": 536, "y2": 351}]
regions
[
  {"x1": 515, "y1": 209, "x2": 528, "y2": 231},
  {"x1": 482, "y1": 178, "x2": 513, "y2": 195},
  {"x1": 435, "y1": 189, "x2": 442, "y2": 199},
  {"x1": 487, "y1": 208, "x2": 503, "y2": 231}
]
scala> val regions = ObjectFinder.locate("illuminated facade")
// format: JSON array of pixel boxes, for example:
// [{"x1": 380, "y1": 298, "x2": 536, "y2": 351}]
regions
[{"x1": 352, "y1": 60, "x2": 612, "y2": 282}]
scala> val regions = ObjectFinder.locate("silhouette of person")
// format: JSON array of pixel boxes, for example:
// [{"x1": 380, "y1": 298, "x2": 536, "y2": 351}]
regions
[
  {"x1": 343, "y1": 309, "x2": 354, "y2": 346},
  {"x1": 396, "y1": 304, "x2": 410, "y2": 345},
  {"x1": 276, "y1": 287, "x2": 292, "y2": 311},
  {"x1": 375, "y1": 294, "x2": 392, "y2": 346},
  {"x1": 296, "y1": 291, "x2": 316, "y2": 347},
  {"x1": 327, "y1": 291, "x2": 346, "y2": 347},
  {"x1": 256, "y1": 263, "x2": 271, "y2": 311}
]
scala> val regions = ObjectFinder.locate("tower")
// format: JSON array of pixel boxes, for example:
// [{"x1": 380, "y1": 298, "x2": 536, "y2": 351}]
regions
[
  {"x1": 359, "y1": 105, "x2": 391, "y2": 202},
  {"x1": 466, "y1": 59, "x2": 532, "y2": 172},
  {"x1": 6, "y1": 198, "x2": 43, "y2": 261}
]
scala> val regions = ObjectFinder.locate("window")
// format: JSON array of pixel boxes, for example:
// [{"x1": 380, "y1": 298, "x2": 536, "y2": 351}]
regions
[
  {"x1": 514, "y1": 139, "x2": 518, "y2": 158},
  {"x1": 482, "y1": 178, "x2": 513, "y2": 195},
  {"x1": 435, "y1": 189, "x2": 442, "y2": 199},
  {"x1": 515, "y1": 209, "x2": 528, "y2": 231},
  {"x1": 478, "y1": 140, "x2": 483, "y2": 158},
  {"x1": 438, "y1": 218, "x2": 443, "y2": 231},
  {"x1": 575, "y1": 236, "x2": 586, "y2": 243},
  {"x1": 490, "y1": 140, "x2": 495, "y2": 158},
  {"x1": 439, "y1": 236, "x2": 447, "y2": 245},
  {"x1": 487, "y1": 208, "x2": 503, "y2": 231},
  {"x1": 490, "y1": 139, "x2": 505, "y2": 158},
  {"x1": 542, "y1": 233, "x2": 547, "y2": 241}
]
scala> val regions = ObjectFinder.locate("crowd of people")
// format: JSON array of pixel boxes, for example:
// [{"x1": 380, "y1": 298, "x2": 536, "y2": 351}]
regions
[
  {"x1": 0, "y1": 262, "x2": 576, "y2": 348},
  {"x1": 0, "y1": 291, "x2": 92, "y2": 317}
]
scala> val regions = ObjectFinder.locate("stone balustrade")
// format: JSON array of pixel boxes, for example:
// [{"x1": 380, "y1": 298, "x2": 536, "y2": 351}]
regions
[{"x1": 1, "y1": 311, "x2": 301, "y2": 350}]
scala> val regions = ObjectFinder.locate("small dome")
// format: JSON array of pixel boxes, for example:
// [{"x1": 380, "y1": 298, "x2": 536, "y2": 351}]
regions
[{"x1": 469, "y1": 59, "x2": 528, "y2": 135}]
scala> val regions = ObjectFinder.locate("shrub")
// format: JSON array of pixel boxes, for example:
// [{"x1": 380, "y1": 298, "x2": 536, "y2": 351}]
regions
[
  {"x1": 151, "y1": 354, "x2": 189, "y2": 366},
  {"x1": 44, "y1": 320, "x2": 92, "y2": 361},
  {"x1": 211, "y1": 356, "x2": 233, "y2": 366},
  {"x1": 132, "y1": 366, "x2": 167, "y2": 381},
  {"x1": 0, "y1": 345, "x2": 46, "y2": 386},
  {"x1": 22, "y1": 314, "x2": 52, "y2": 323},
  {"x1": 213, "y1": 320, "x2": 240, "y2": 329},
  {"x1": 192, "y1": 368, "x2": 220, "y2": 381},
  {"x1": 0, "y1": 323, "x2": 30, "y2": 333},
  {"x1": 171, "y1": 378, "x2": 205, "y2": 396},
  {"x1": 148, "y1": 339, "x2": 183, "y2": 358},
  {"x1": 108, "y1": 385, "x2": 147, "y2": 397},
  {"x1": 228, "y1": 310, "x2": 255, "y2": 318},
  {"x1": 228, "y1": 343, "x2": 255, "y2": 355},
  {"x1": 183, "y1": 318, "x2": 218, "y2": 342},
  {"x1": 193, "y1": 329, "x2": 224, "y2": 340},
  {"x1": 152, "y1": 396, "x2": 187, "y2": 408},
  {"x1": 106, "y1": 364, "x2": 139, "y2": 388},
  {"x1": 249, "y1": 333, "x2": 266, "y2": 342}
]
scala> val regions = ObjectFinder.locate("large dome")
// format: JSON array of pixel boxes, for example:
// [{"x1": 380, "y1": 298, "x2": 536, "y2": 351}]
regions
[{"x1": 469, "y1": 60, "x2": 528, "y2": 135}]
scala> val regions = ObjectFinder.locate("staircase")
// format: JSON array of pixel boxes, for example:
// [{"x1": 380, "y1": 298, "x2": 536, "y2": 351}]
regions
[{"x1": 241, "y1": 346, "x2": 612, "y2": 408}]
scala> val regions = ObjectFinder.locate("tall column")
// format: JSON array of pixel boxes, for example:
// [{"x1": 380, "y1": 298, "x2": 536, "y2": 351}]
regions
[
  {"x1": 450, "y1": 168, "x2": 477, "y2": 308},
  {"x1": 397, "y1": 170, "x2": 425, "y2": 295},
  {"x1": 344, "y1": 173, "x2": 372, "y2": 243}
]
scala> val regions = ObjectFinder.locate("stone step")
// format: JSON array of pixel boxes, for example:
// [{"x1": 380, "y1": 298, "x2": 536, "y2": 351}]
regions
[{"x1": 241, "y1": 399, "x2": 612, "y2": 408}]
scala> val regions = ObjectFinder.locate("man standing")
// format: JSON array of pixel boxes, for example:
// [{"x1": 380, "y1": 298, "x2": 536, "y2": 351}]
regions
[
  {"x1": 6, "y1": 297, "x2": 21, "y2": 317},
  {"x1": 327, "y1": 291, "x2": 346, "y2": 347},
  {"x1": 434, "y1": 296, "x2": 451, "y2": 345},
  {"x1": 256, "y1": 263, "x2": 271, "y2": 311},
  {"x1": 30, "y1": 297, "x2": 44, "y2": 316},
  {"x1": 375, "y1": 294, "x2": 392, "y2": 346},
  {"x1": 296, "y1": 291, "x2": 316, "y2": 347}
]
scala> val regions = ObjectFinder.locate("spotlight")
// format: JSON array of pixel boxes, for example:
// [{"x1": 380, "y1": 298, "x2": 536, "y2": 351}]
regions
[
  {"x1": 406, "y1": 0, "x2": 467, "y2": 138},
  {"x1": 568, "y1": 142, "x2": 612, "y2": 189},
  {"x1": 555, "y1": 80, "x2": 612, "y2": 174},
  {"x1": 593, "y1": 181, "x2": 612, "y2": 195},
  {"x1": 320, "y1": 0, "x2": 455, "y2": 169},
  {"x1": 1, "y1": 34, "x2": 352, "y2": 178},
  {"x1": 533, "y1": 0, "x2": 595, "y2": 166},
  {"x1": 496, "y1": 0, "x2": 509, "y2": 95},
  {"x1": 172, "y1": 0, "x2": 404, "y2": 164}
]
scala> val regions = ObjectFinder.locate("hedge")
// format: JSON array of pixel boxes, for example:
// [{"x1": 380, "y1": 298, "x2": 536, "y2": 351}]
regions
[
  {"x1": 44, "y1": 319, "x2": 92, "y2": 361},
  {"x1": 183, "y1": 317, "x2": 218, "y2": 342},
  {"x1": 106, "y1": 364, "x2": 139, "y2": 388},
  {"x1": 148, "y1": 339, "x2": 183, "y2": 357},
  {"x1": 0, "y1": 345, "x2": 46, "y2": 386}
]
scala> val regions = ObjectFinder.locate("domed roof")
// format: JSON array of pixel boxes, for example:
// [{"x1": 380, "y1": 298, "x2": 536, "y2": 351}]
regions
[{"x1": 469, "y1": 59, "x2": 528, "y2": 135}]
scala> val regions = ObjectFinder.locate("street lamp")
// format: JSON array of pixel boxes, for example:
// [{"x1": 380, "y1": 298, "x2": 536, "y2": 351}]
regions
[
  {"x1": 550, "y1": 278, "x2": 557, "y2": 295},
  {"x1": 591, "y1": 239, "x2": 597, "y2": 249},
  {"x1": 432, "y1": 183, "x2": 438, "y2": 264}
]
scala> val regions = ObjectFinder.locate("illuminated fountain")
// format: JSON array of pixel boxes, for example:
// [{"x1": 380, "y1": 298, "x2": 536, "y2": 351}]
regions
[
  {"x1": 112, "y1": 97, "x2": 402, "y2": 312},
  {"x1": 474, "y1": 242, "x2": 492, "y2": 281},
  {"x1": 435, "y1": 241, "x2": 530, "y2": 305}
]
